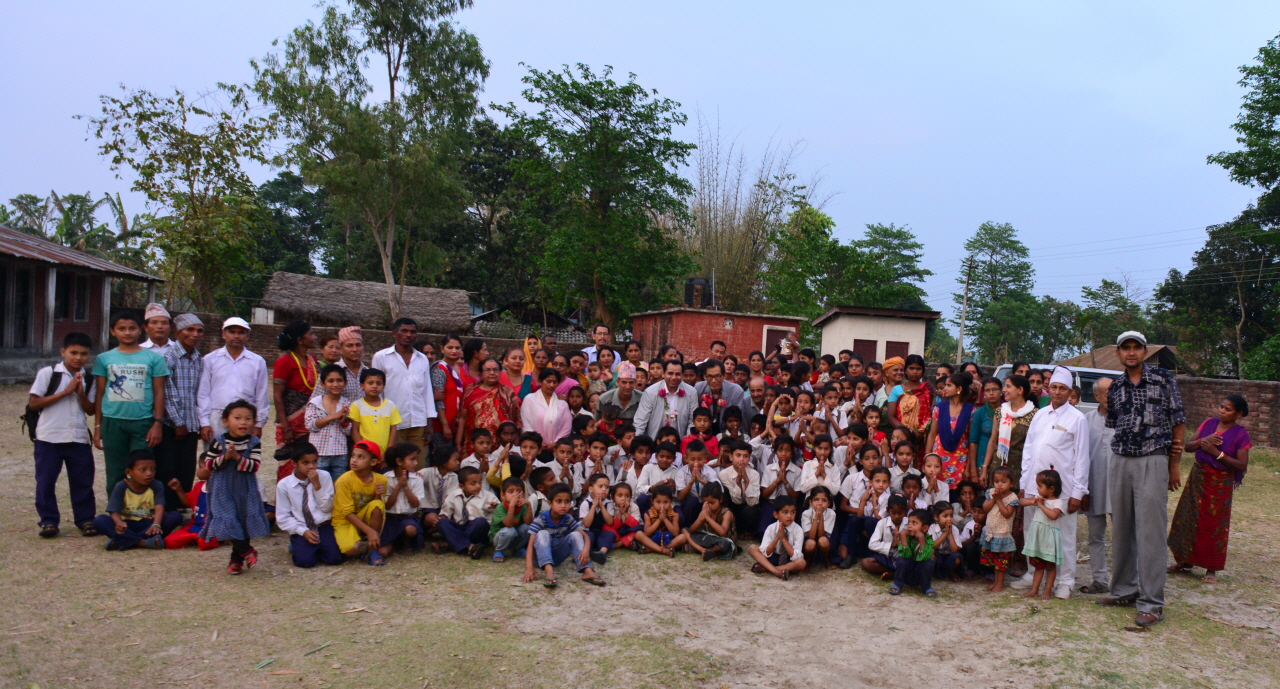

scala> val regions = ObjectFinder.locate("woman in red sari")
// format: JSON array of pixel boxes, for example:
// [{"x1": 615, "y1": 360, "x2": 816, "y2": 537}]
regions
[
  {"x1": 431, "y1": 334, "x2": 472, "y2": 450},
  {"x1": 455, "y1": 358, "x2": 522, "y2": 457},
  {"x1": 1168, "y1": 395, "x2": 1251, "y2": 583},
  {"x1": 272, "y1": 320, "x2": 319, "y2": 480},
  {"x1": 887, "y1": 354, "x2": 933, "y2": 466}
]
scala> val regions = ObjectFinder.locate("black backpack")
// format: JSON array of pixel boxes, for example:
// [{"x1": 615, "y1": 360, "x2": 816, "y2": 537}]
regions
[{"x1": 22, "y1": 368, "x2": 93, "y2": 442}]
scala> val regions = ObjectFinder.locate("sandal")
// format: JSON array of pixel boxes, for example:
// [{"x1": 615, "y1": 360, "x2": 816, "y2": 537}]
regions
[
  {"x1": 751, "y1": 563, "x2": 765, "y2": 575},
  {"x1": 1202, "y1": 574, "x2": 1218, "y2": 584},
  {"x1": 77, "y1": 522, "x2": 99, "y2": 537},
  {"x1": 667, "y1": 547, "x2": 677, "y2": 558},
  {"x1": 1078, "y1": 582, "x2": 1109, "y2": 595},
  {"x1": 889, "y1": 584, "x2": 902, "y2": 595},
  {"x1": 467, "y1": 543, "x2": 485, "y2": 560},
  {"x1": 782, "y1": 570, "x2": 790, "y2": 581},
  {"x1": 39, "y1": 524, "x2": 59, "y2": 539},
  {"x1": 242, "y1": 547, "x2": 258, "y2": 568},
  {"x1": 583, "y1": 576, "x2": 607, "y2": 587},
  {"x1": 493, "y1": 552, "x2": 505, "y2": 563},
  {"x1": 925, "y1": 589, "x2": 938, "y2": 598},
  {"x1": 1167, "y1": 564, "x2": 1192, "y2": 574},
  {"x1": 367, "y1": 551, "x2": 386, "y2": 566},
  {"x1": 543, "y1": 578, "x2": 558, "y2": 589},
  {"x1": 430, "y1": 542, "x2": 451, "y2": 554}
]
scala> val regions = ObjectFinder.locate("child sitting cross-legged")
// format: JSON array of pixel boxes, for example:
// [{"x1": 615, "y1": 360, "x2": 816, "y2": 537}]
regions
[
  {"x1": 381, "y1": 442, "x2": 425, "y2": 556},
  {"x1": 890, "y1": 508, "x2": 938, "y2": 597},
  {"x1": 802, "y1": 486, "x2": 837, "y2": 569},
  {"x1": 522, "y1": 482, "x2": 606, "y2": 588},
  {"x1": 490, "y1": 477, "x2": 534, "y2": 563},
  {"x1": 686, "y1": 482, "x2": 737, "y2": 561},
  {"x1": 636, "y1": 483, "x2": 689, "y2": 556},
  {"x1": 604, "y1": 482, "x2": 642, "y2": 550},
  {"x1": 433, "y1": 466, "x2": 498, "y2": 559},
  {"x1": 332, "y1": 440, "x2": 389, "y2": 565},
  {"x1": 275, "y1": 443, "x2": 343, "y2": 568},
  {"x1": 748, "y1": 495, "x2": 806, "y2": 580},
  {"x1": 93, "y1": 449, "x2": 182, "y2": 551}
]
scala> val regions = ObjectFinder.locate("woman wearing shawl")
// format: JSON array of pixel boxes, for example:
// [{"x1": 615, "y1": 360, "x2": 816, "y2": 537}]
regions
[
  {"x1": 499, "y1": 346, "x2": 535, "y2": 400},
  {"x1": 887, "y1": 354, "x2": 933, "y2": 465},
  {"x1": 431, "y1": 334, "x2": 470, "y2": 449},
  {"x1": 522, "y1": 368, "x2": 572, "y2": 453},
  {"x1": 272, "y1": 321, "x2": 319, "y2": 480},
  {"x1": 455, "y1": 358, "x2": 522, "y2": 456},
  {"x1": 520, "y1": 335, "x2": 541, "y2": 376},
  {"x1": 924, "y1": 372, "x2": 974, "y2": 492},
  {"x1": 982, "y1": 373, "x2": 1038, "y2": 576},
  {"x1": 1168, "y1": 395, "x2": 1251, "y2": 583}
]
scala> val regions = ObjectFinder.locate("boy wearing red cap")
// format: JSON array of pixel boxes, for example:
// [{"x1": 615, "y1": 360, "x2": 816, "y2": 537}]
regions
[{"x1": 331, "y1": 440, "x2": 389, "y2": 565}]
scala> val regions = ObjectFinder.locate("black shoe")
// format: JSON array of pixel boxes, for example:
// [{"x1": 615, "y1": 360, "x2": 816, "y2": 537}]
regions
[
  {"x1": 39, "y1": 524, "x2": 59, "y2": 539},
  {"x1": 839, "y1": 554, "x2": 856, "y2": 569},
  {"x1": 590, "y1": 550, "x2": 608, "y2": 566}
]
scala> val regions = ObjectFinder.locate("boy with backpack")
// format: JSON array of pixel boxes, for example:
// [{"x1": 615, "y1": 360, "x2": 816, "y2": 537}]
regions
[{"x1": 26, "y1": 332, "x2": 98, "y2": 538}]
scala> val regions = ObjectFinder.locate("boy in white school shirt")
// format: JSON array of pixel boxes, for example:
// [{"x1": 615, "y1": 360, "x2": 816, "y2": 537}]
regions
[
  {"x1": 636, "y1": 441, "x2": 681, "y2": 515},
  {"x1": 748, "y1": 495, "x2": 805, "y2": 580},
  {"x1": 525, "y1": 467, "x2": 555, "y2": 521},
  {"x1": 29, "y1": 332, "x2": 98, "y2": 538},
  {"x1": 718, "y1": 441, "x2": 762, "y2": 536},
  {"x1": 860, "y1": 494, "x2": 910, "y2": 580},
  {"x1": 432, "y1": 467, "x2": 499, "y2": 558},
  {"x1": 616, "y1": 435, "x2": 653, "y2": 496},
  {"x1": 674, "y1": 440, "x2": 720, "y2": 527},
  {"x1": 419, "y1": 446, "x2": 460, "y2": 535},
  {"x1": 275, "y1": 446, "x2": 343, "y2": 568},
  {"x1": 758, "y1": 435, "x2": 802, "y2": 535},
  {"x1": 573, "y1": 433, "x2": 617, "y2": 500},
  {"x1": 798, "y1": 434, "x2": 843, "y2": 495}
]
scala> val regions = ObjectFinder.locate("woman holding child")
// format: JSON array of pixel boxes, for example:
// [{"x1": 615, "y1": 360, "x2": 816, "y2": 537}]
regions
[{"x1": 456, "y1": 358, "x2": 522, "y2": 456}]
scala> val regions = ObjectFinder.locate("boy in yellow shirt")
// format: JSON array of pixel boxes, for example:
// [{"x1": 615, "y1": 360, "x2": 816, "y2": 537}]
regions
[
  {"x1": 348, "y1": 368, "x2": 400, "y2": 457},
  {"x1": 332, "y1": 440, "x2": 389, "y2": 565}
]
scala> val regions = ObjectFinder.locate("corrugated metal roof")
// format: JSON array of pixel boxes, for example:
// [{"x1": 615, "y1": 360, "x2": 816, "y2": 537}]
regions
[{"x1": 0, "y1": 225, "x2": 160, "y2": 282}]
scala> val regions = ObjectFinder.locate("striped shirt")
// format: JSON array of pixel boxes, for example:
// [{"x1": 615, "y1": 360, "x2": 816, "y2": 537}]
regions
[
  {"x1": 527, "y1": 510, "x2": 583, "y2": 542},
  {"x1": 201, "y1": 434, "x2": 262, "y2": 473}
]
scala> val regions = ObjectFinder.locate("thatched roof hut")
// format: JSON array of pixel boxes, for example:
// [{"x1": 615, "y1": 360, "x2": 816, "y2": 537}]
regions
[{"x1": 258, "y1": 272, "x2": 472, "y2": 333}]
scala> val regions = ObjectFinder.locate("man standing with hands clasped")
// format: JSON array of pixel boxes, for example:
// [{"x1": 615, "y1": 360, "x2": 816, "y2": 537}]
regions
[
  {"x1": 1013, "y1": 365, "x2": 1089, "y2": 598},
  {"x1": 1096, "y1": 331, "x2": 1185, "y2": 628}
]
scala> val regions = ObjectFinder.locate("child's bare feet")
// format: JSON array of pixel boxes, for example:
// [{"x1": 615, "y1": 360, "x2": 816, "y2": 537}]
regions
[
  {"x1": 1021, "y1": 589, "x2": 1039, "y2": 599},
  {"x1": 826, "y1": 562, "x2": 839, "y2": 570},
  {"x1": 990, "y1": 584, "x2": 1005, "y2": 592},
  {"x1": 880, "y1": 572, "x2": 892, "y2": 581},
  {"x1": 1039, "y1": 591, "x2": 1052, "y2": 600}
]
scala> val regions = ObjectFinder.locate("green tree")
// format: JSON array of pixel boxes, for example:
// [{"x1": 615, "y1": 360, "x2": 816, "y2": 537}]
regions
[
  {"x1": 954, "y1": 221, "x2": 1035, "y2": 362},
  {"x1": 852, "y1": 222, "x2": 933, "y2": 304},
  {"x1": 254, "y1": 0, "x2": 488, "y2": 319},
  {"x1": 81, "y1": 85, "x2": 271, "y2": 312},
  {"x1": 496, "y1": 63, "x2": 697, "y2": 328},
  {"x1": 1208, "y1": 32, "x2": 1280, "y2": 192}
]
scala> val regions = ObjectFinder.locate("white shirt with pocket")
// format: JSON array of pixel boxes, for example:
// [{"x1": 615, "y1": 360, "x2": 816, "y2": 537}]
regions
[{"x1": 29, "y1": 363, "x2": 95, "y2": 444}]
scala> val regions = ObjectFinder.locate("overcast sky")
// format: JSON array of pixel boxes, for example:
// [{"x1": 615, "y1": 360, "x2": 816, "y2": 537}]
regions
[{"x1": 4, "y1": 1, "x2": 1278, "y2": 323}]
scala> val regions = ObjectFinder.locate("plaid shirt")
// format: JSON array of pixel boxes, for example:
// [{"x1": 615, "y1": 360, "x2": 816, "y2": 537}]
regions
[
  {"x1": 163, "y1": 344, "x2": 203, "y2": 429},
  {"x1": 305, "y1": 396, "x2": 353, "y2": 456},
  {"x1": 1105, "y1": 365, "x2": 1186, "y2": 457}
]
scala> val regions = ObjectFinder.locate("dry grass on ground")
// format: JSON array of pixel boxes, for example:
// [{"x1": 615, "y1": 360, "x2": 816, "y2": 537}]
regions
[{"x1": 2, "y1": 383, "x2": 1278, "y2": 688}]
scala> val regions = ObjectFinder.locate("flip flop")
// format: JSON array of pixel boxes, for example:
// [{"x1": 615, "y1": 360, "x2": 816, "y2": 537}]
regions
[
  {"x1": 1202, "y1": 574, "x2": 1218, "y2": 584},
  {"x1": 889, "y1": 585, "x2": 902, "y2": 595},
  {"x1": 543, "y1": 578, "x2": 558, "y2": 589},
  {"x1": 782, "y1": 570, "x2": 790, "y2": 582},
  {"x1": 493, "y1": 552, "x2": 505, "y2": 563},
  {"x1": 1166, "y1": 564, "x2": 1192, "y2": 574},
  {"x1": 367, "y1": 551, "x2": 386, "y2": 566},
  {"x1": 77, "y1": 522, "x2": 100, "y2": 537},
  {"x1": 39, "y1": 524, "x2": 59, "y2": 539},
  {"x1": 751, "y1": 563, "x2": 765, "y2": 575},
  {"x1": 583, "y1": 576, "x2": 607, "y2": 587},
  {"x1": 925, "y1": 589, "x2": 938, "y2": 598},
  {"x1": 1078, "y1": 582, "x2": 1109, "y2": 595}
]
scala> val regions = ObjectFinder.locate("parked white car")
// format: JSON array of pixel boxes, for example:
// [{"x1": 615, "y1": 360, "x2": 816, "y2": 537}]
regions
[{"x1": 990, "y1": 364, "x2": 1119, "y2": 413}]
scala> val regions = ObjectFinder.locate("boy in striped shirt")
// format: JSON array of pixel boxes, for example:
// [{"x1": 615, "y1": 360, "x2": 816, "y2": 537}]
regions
[{"x1": 522, "y1": 482, "x2": 605, "y2": 588}]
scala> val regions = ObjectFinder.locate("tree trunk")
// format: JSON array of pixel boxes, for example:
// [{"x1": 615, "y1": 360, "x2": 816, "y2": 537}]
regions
[{"x1": 592, "y1": 271, "x2": 613, "y2": 330}]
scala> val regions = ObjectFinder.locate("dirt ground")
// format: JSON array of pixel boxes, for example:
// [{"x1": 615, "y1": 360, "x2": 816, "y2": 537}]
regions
[{"x1": 3, "y1": 382, "x2": 1279, "y2": 689}]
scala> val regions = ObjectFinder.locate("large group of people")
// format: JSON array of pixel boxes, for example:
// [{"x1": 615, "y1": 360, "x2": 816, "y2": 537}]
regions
[{"x1": 25, "y1": 306, "x2": 1254, "y2": 627}]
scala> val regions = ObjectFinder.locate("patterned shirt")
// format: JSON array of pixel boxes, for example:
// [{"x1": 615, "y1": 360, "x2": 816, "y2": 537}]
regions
[
  {"x1": 163, "y1": 344, "x2": 203, "y2": 429},
  {"x1": 1105, "y1": 365, "x2": 1186, "y2": 457},
  {"x1": 527, "y1": 510, "x2": 583, "y2": 542},
  {"x1": 305, "y1": 396, "x2": 353, "y2": 456}
]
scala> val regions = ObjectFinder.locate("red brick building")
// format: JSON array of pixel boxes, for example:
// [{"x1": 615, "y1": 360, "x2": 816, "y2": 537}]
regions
[{"x1": 630, "y1": 307, "x2": 807, "y2": 361}]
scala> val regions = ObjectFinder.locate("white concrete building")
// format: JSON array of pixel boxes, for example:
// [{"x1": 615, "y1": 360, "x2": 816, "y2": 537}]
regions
[{"x1": 811, "y1": 306, "x2": 940, "y2": 362}]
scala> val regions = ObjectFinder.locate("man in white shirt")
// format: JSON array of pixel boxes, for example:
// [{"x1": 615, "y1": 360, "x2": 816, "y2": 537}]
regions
[
  {"x1": 1015, "y1": 366, "x2": 1090, "y2": 598},
  {"x1": 1081, "y1": 376, "x2": 1116, "y2": 594},
  {"x1": 138, "y1": 303, "x2": 176, "y2": 357},
  {"x1": 275, "y1": 455, "x2": 342, "y2": 568},
  {"x1": 197, "y1": 317, "x2": 270, "y2": 442},
  {"x1": 633, "y1": 359, "x2": 698, "y2": 438},
  {"x1": 581, "y1": 323, "x2": 619, "y2": 370},
  {"x1": 371, "y1": 318, "x2": 436, "y2": 454}
]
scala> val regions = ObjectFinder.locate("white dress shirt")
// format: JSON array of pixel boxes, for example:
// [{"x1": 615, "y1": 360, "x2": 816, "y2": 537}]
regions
[
  {"x1": 197, "y1": 346, "x2": 270, "y2": 427},
  {"x1": 275, "y1": 472, "x2": 335, "y2": 536},
  {"x1": 869, "y1": 516, "x2": 907, "y2": 555},
  {"x1": 760, "y1": 460, "x2": 803, "y2": 501},
  {"x1": 675, "y1": 464, "x2": 721, "y2": 496},
  {"x1": 761, "y1": 521, "x2": 805, "y2": 562},
  {"x1": 384, "y1": 470, "x2": 426, "y2": 514},
  {"x1": 29, "y1": 363, "x2": 95, "y2": 444},
  {"x1": 441, "y1": 487, "x2": 498, "y2": 523},
  {"x1": 419, "y1": 467, "x2": 459, "y2": 511},
  {"x1": 139, "y1": 338, "x2": 176, "y2": 358},
  {"x1": 637, "y1": 462, "x2": 679, "y2": 496},
  {"x1": 718, "y1": 466, "x2": 761, "y2": 506},
  {"x1": 801, "y1": 506, "x2": 836, "y2": 536},
  {"x1": 371, "y1": 346, "x2": 436, "y2": 428},
  {"x1": 839, "y1": 470, "x2": 869, "y2": 504},
  {"x1": 1021, "y1": 401, "x2": 1091, "y2": 501},
  {"x1": 798, "y1": 459, "x2": 842, "y2": 496}
]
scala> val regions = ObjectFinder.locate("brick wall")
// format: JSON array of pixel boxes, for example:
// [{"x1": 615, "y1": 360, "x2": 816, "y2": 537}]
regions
[
  {"x1": 632, "y1": 310, "x2": 804, "y2": 361},
  {"x1": 1177, "y1": 376, "x2": 1278, "y2": 448}
]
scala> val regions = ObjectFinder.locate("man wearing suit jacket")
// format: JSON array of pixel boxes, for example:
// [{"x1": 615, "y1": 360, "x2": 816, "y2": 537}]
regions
[
  {"x1": 692, "y1": 359, "x2": 748, "y2": 434},
  {"x1": 634, "y1": 359, "x2": 699, "y2": 437}
]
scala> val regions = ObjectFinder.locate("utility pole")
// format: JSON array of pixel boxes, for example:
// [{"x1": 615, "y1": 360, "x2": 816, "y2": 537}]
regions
[{"x1": 955, "y1": 259, "x2": 974, "y2": 364}]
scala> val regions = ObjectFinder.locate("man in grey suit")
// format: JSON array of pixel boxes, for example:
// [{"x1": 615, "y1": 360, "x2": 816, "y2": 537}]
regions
[
  {"x1": 634, "y1": 359, "x2": 699, "y2": 438},
  {"x1": 692, "y1": 359, "x2": 748, "y2": 433}
]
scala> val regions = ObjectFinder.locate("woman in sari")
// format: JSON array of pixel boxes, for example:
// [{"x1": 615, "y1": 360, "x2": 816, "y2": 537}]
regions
[
  {"x1": 983, "y1": 374, "x2": 1037, "y2": 576},
  {"x1": 499, "y1": 347, "x2": 535, "y2": 400},
  {"x1": 455, "y1": 358, "x2": 522, "y2": 457},
  {"x1": 462, "y1": 338, "x2": 489, "y2": 382},
  {"x1": 887, "y1": 354, "x2": 933, "y2": 466},
  {"x1": 523, "y1": 368, "x2": 572, "y2": 454},
  {"x1": 924, "y1": 372, "x2": 974, "y2": 493},
  {"x1": 431, "y1": 334, "x2": 469, "y2": 450},
  {"x1": 273, "y1": 320, "x2": 319, "y2": 480},
  {"x1": 1168, "y1": 395, "x2": 1251, "y2": 583},
  {"x1": 520, "y1": 335, "x2": 541, "y2": 376},
  {"x1": 596, "y1": 346, "x2": 617, "y2": 391}
]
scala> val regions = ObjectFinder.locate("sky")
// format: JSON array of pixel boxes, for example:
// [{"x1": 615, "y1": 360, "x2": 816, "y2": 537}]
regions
[{"x1": 4, "y1": 1, "x2": 1278, "y2": 326}]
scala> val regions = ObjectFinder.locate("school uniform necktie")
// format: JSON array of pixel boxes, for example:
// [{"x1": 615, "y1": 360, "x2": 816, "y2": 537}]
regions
[
  {"x1": 435, "y1": 473, "x2": 446, "y2": 507},
  {"x1": 300, "y1": 480, "x2": 317, "y2": 531}
]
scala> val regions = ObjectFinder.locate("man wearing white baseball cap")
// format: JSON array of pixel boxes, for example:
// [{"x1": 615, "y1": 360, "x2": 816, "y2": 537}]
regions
[
  {"x1": 197, "y1": 316, "x2": 270, "y2": 442},
  {"x1": 1095, "y1": 330, "x2": 1185, "y2": 628}
]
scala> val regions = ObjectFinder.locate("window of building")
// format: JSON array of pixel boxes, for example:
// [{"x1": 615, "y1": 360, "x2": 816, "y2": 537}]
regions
[
  {"x1": 13, "y1": 268, "x2": 32, "y2": 347},
  {"x1": 55, "y1": 272, "x2": 73, "y2": 320},
  {"x1": 74, "y1": 275, "x2": 90, "y2": 321}
]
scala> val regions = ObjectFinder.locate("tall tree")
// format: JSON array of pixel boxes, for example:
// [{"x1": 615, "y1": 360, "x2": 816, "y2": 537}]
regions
[
  {"x1": 81, "y1": 86, "x2": 270, "y2": 311},
  {"x1": 953, "y1": 221, "x2": 1035, "y2": 362},
  {"x1": 497, "y1": 63, "x2": 697, "y2": 328},
  {"x1": 1208, "y1": 32, "x2": 1280, "y2": 196},
  {"x1": 254, "y1": 0, "x2": 488, "y2": 319},
  {"x1": 852, "y1": 222, "x2": 933, "y2": 305}
]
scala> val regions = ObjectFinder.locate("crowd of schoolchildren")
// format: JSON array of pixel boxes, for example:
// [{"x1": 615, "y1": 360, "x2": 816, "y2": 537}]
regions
[{"x1": 28, "y1": 310, "x2": 1080, "y2": 597}]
